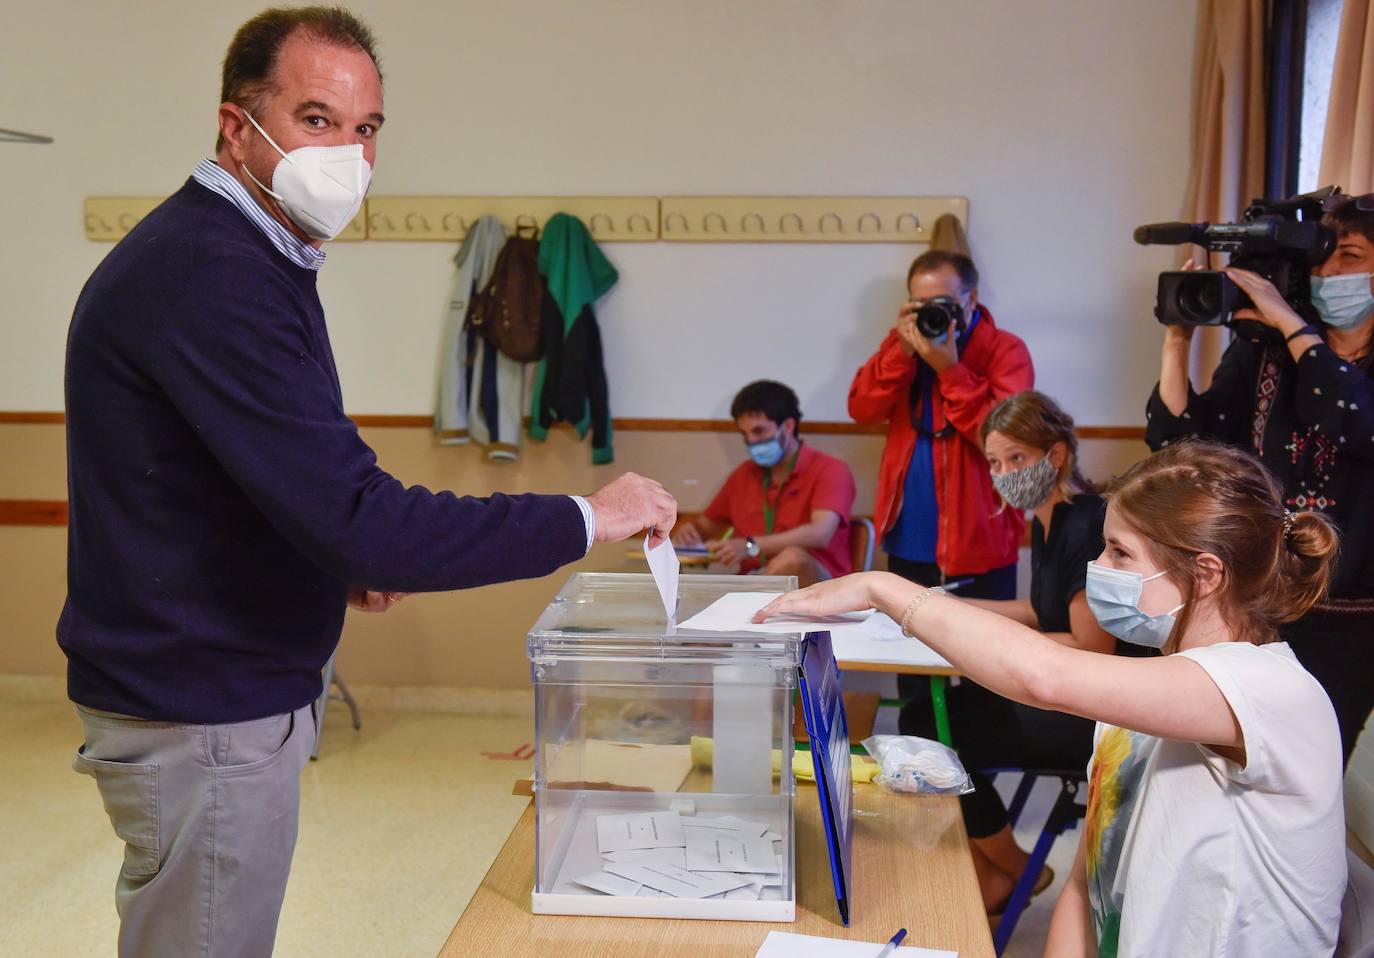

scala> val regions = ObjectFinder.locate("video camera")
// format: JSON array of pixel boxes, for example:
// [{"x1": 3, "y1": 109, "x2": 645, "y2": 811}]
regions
[{"x1": 1134, "y1": 187, "x2": 1339, "y2": 339}]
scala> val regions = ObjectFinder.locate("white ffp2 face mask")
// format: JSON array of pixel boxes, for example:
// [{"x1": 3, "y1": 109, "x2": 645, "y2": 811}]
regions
[{"x1": 240, "y1": 111, "x2": 371, "y2": 241}]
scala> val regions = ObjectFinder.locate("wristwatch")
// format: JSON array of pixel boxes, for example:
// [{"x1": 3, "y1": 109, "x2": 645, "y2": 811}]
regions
[{"x1": 744, "y1": 537, "x2": 761, "y2": 559}]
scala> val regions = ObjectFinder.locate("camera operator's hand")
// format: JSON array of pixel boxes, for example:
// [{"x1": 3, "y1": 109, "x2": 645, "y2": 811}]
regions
[
  {"x1": 895, "y1": 302, "x2": 958, "y2": 371},
  {"x1": 1159, "y1": 259, "x2": 1199, "y2": 416},
  {"x1": 1166, "y1": 259, "x2": 1202, "y2": 344},
  {"x1": 1225, "y1": 267, "x2": 1305, "y2": 336},
  {"x1": 895, "y1": 304, "x2": 922, "y2": 357},
  {"x1": 912, "y1": 324, "x2": 959, "y2": 373},
  {"x1": 1162, "y1": 258, "x2": 1212, "y2": 346}
]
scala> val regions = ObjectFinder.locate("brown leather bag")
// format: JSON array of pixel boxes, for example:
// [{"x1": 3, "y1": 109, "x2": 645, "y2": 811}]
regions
[{"x1": 467, "y1": 225, "x2": 546, "y2": 363}]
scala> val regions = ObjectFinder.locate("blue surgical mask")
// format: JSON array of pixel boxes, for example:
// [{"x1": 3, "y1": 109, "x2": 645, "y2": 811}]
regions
[
  {"x1": 1085, "y1": 562, "x2": 1184, "y2": 649},
  {"x1": 747, "y1": 434, "x2": 786, "y2": 468},
  {"x1": 1311, "y1": 272, "x2": 1374, "y2": 330}
]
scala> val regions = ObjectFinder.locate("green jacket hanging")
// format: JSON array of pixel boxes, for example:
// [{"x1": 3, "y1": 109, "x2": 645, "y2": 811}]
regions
[{"x1": 528, "y1": 213, "x2": 619, "y2": 463}]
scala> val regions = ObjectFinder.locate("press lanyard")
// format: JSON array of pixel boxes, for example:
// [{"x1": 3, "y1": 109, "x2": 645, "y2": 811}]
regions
[{"x1": 761, "y1": 444, "x2": 802, "y2": 534}]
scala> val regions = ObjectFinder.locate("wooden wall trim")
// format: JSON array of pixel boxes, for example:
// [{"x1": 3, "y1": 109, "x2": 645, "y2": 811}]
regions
[
  {"x1": 351, "y1": 414, "x2": 435, "y2": 428},
  {"x1": 2, "y1": 410, "x2": 1145, "y2": 440},
  {"x1": 0, "y1": 500, "x2": 68, "y2": 526},
  {"x1": 0, "y1": 412, "x2": 66, "y2": 424},
  {"x1": 1075, "y1": 426, "x2": 1148, "y2": 440}
]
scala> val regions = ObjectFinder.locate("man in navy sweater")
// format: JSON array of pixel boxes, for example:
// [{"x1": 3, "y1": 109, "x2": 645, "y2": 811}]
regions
[{"x1": 61, "y1": 9, "x2": 675, "y2": 957}]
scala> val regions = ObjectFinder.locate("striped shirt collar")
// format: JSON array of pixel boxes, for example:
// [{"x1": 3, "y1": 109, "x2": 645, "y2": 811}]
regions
[{"x1": 191, "y1": 158, "x2": 326, "y2": 272}]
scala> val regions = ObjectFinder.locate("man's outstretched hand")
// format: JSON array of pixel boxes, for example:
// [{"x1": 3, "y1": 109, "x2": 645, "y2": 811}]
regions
[{"x1": 587, "y1": 472, "x2": 678, "y2": 548}]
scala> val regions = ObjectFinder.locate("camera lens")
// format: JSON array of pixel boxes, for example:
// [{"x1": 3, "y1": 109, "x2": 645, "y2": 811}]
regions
[
  {"x1": 915, "y1": 305, "x2": 950, "y2": 338},
  {"x1": 1176, "y1": 275, "x2": 1223, "y2": 325},
  {"x1": 914, "y1": 298, "x2": 961, "y2": 338}
]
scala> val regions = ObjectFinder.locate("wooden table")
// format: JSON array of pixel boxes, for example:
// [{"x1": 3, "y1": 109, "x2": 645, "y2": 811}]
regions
[{"x1": 439, "y1": 781, "x2": 994, "y2": 957}]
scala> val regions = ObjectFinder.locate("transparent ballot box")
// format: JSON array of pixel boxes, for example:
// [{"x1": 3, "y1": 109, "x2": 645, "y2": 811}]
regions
[{"x1": 527, "y1": 572, "x2": 803, "y2": 921}]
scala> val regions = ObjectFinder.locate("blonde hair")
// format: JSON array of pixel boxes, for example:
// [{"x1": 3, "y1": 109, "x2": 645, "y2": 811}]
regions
[
  {"x1": 1107, "y1": 439, "x2": 1339, "y2": 647},
  {"x1": 981, "y1": 390, "x2": 1089, "y2": 502}
]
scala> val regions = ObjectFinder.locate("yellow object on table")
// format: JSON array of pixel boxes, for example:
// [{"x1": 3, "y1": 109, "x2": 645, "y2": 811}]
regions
[{"x1": 688, "y1": 735, "x2": 880, "y2": 783}]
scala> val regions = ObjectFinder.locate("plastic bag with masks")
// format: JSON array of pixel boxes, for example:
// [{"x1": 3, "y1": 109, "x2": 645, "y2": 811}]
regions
[{"x1": 861, "y1": 734, "x2": 974, "y2": 795}]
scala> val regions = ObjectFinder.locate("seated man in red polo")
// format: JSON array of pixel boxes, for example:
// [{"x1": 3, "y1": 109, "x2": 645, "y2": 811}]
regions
[{"x1": 673, "y1": 380, "x2": 856, "y2": 586}]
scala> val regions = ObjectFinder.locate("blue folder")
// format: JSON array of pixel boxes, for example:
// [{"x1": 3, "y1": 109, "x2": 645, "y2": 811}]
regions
[{"x1": 797, "y1": 629, "x2": 854, "y2": 925}]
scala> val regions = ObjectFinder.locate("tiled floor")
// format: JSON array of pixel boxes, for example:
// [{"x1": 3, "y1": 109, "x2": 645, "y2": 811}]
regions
[
  {"x1": 0, "y1": 681, "x2": 1072, "y2": 957},
  {"x1": 0, "y1": 686, "x2": 536, "y2": 958}
]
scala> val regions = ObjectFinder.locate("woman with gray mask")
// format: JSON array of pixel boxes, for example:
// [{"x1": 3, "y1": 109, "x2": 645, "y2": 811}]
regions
[{"x1": 897, "y1": 390, "x2": 1122, "y2": 915}]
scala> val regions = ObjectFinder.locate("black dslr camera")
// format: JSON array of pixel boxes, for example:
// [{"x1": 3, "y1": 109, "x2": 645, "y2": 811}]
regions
[
  {"x1": 1134, "y1": 187, "x2": 1338, "y2": 340},
  {"x1": 911, "y1": 296, "x2": 964, "y2": 339}
]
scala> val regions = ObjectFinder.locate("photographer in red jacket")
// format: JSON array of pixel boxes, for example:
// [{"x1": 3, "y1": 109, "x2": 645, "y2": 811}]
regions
[{"x1": 849, "y1": 249, "x2": 1034, "y2": 738}]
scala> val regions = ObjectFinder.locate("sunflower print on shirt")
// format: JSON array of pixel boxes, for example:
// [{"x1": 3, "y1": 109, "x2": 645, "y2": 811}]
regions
[{"x1": 1085, "y1": 725, "x2": 1156, "y2": 958}]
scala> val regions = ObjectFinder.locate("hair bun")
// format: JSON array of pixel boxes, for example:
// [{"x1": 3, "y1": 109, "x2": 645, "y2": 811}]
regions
[{"x1": 1274, "y1": 510, "x2": 1340, "y2": 623}]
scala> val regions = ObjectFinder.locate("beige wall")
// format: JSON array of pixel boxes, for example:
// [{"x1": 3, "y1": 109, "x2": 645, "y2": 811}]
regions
[
  {"x1": 1, "y1": 0, "x2": 1184, "y2": 687},
  {"x1": 0, "y1": 421, "x2": 1148, "y2": 688},
  {"x1": 2, "y1": 0, "x2": 1196, "y2": 425}
]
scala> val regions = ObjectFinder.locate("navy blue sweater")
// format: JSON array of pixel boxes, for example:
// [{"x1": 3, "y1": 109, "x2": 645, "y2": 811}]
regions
[{"x1": 60, "y1": 180, "x2": 587, "y2": 723}]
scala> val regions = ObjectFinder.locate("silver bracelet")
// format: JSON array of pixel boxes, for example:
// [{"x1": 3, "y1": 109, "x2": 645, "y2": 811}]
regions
[{"x1": 898, "y1": 586, "x2": 945, "y2": 638}]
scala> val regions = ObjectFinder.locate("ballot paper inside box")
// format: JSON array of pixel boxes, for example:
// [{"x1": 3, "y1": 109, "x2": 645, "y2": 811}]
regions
[{"x1": 526, "y1": 572, "x2": 803, "y2": 921}]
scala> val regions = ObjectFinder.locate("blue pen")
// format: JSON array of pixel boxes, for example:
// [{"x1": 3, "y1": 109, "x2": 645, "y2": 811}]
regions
[
  {"x1": 942, "y1": 577, "x2": 975, "y2": 592},
  {"x1": 875, "y1": 927, "x2": 907, "y2": 957}
]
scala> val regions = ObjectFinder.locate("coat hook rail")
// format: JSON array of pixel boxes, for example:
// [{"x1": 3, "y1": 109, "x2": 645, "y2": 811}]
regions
[
  {"x1": 84, "y1": 196, "x2": 964, "y2": 244},
  {"x1": 659, "y1": 196, "x2": 966, "y2": 243}
]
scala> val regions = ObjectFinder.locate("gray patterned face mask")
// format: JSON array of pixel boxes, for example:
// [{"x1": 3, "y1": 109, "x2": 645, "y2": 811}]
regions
[{"x1": 991, "y1": 455, "x2": 1059, "y2": 510}]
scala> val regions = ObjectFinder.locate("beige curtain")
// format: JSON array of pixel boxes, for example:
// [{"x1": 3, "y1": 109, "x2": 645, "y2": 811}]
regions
[
  {"x1": 1179, "y1": 0, "x2": 1267, "y2": 387},
  {"x1": 1319, "y1": 0, "x2": 1374, "y2": 193}
]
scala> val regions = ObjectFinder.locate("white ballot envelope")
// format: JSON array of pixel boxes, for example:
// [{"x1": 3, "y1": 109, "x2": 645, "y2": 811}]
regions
[
  {"x1": 644, "y1": 533, "x2": 681, "y2": 620},
  {"x1": 603, "y1": 861, "x2": 753, "y2": 899},
  {"x1": 684, "y1": 829, "x2": 781, "y2": 874},
  {"x1": 677, "y1": 592, "x2": 875, "y2": 634},
  {"x1": 596, "y1": 811, "x2": 686, "y2": 853}
]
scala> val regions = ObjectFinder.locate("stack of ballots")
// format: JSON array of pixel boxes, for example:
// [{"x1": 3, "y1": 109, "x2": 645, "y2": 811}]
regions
[{"x1": 572, "y1": 810, "x2": 784, "y2": 901}]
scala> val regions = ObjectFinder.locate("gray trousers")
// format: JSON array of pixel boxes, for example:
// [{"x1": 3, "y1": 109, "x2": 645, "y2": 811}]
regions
[{"x1": 73, "y1": 702, "x2": 316, "y2": 958}]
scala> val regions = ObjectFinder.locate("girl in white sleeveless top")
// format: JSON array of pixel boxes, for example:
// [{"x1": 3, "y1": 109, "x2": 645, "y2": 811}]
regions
[{"x1": 756, "y1": 439, "x2": 1347, "y2": 957}]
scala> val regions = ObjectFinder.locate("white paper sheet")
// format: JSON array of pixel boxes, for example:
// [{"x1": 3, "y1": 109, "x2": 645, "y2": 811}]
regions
[
  {"x1": 603, "y1": 861, "x2": 753, "y2": 899},
  {"x1": 601, "y1": 846, "x2": 688, "y2": 868},
  {"x1": 679, "y1": 815, "x2": 770, "y2": 838},
  {"x1": 644, "y1": 533, "x2": 681, "y2": 620},
  {"x1": 572, "y1": 871, "x2": 643, "y2": 897},
  {"x1": 595, "y1": 811, "x2": 686, "y2": 853},
  {"x1": 684, "y1": 830, "x2": 781, "y2": 874},
  {"x1": 723, "y1": 882, "x2": 763, "y2": 901},
  {"x1": 677, "y1": 592, "x2": 873, "y2": 634},
  {"x1": 856, "y1": 611, "x2": 907, "y2": 641},
  {"x1": 754, "y1": 931, "x2": 957, "y2": 957},
  {"x1": 755, "y1": 859, "x2": 785, "y2": 885},
  {"x1": 828, "y1": 630, "x2": 951, "y2": 671}
]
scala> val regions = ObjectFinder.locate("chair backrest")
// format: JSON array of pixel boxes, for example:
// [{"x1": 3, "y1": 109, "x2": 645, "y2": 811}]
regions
[
  {"x1": 849, "y1": 517, "x2": 876, "y2": 573},
  {"x1": 1339, "y1": 848, "x2": 1374, "y2": 958}
]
